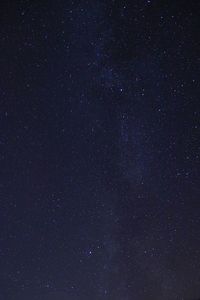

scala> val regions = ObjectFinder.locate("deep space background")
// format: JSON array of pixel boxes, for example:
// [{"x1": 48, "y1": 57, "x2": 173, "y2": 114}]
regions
[{"x1": 0, "y1": 0, "x2": 200, "y2": 299}]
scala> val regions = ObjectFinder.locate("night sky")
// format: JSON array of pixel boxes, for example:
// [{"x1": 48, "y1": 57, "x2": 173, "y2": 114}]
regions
[{"x1": 0, "y1": 1, "x2": 200, "y2": 299}]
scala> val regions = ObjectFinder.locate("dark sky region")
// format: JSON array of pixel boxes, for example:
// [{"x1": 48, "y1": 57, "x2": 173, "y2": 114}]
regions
[{"x1": 0, "y1": 1, "x2": 200, "y2": 299}]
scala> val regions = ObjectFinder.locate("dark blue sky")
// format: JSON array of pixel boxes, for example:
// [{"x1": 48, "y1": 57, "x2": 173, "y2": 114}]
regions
[{"x1": 0, "y1": 1, "x2": 199, "y2": 299}]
